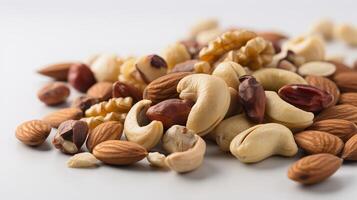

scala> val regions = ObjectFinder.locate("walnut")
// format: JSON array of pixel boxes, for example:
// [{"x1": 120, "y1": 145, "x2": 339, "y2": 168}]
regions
[
  {"x1": 85, "y1": 97, "x2": 133, "y2": 118},
  {"x1": 81, "y1": 112, "x2": 126, "y2": 130}
]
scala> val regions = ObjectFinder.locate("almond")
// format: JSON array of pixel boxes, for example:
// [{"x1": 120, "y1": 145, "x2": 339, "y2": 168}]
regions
[
  {"x1": 86, "y1": 121, "x2": 123, "y2": 152},
  {"x1": 308, "y1": 119, "x2": 357, "y2": 142},
  {"x1": 43, "y1": 108, "x2": 83, "y2": 128},
  {"x1": 87, "y1": 82, "x2": 113, "y2": 101},
  {"x1": 342, "y1": 134, "x2": 357, "y2": 160},
  {"x1": 37, "y1": 62, "x2": 77, "y2": 81},
  {"x1": 339, "y1": 92, "x2": 357, "y2": 107},
  {"x1": 93, "y1": 140, "x2": 148, "y2": 165},
  {"x1": 327, "y1": 60, "x2": 353, "y2": 77},
  {"x1": 37, "y1": 82, "x2": 70, "y2": 106},
  {"x1": 315, "y1": 104, "x2": 357, "y2": 123},
  {"x1": 15, "y1": 120, "x2": 51, "y2": 146},
  {"x1": 294, "y1": 130, "x2": 344, "y2": 155},
  {"x1": 333, "y1": 72, "x2": 357, "y2": 92},
  {"x1": 287, "y1": 153, "x2": 342, "y2": 184},
  {"x1": 143, "y1": 72, "x2": 192, "y2": 104},
  {"x1": 305, "y1": 75, "x2": 340, "y2": 105}
]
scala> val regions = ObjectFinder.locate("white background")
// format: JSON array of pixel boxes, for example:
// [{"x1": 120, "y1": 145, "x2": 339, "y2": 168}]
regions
[{"x1": 1, "y1": 0, "x2": 357, "y2": 199}]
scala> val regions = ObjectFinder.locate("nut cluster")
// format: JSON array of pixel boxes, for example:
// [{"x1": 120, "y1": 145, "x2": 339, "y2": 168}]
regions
[{"x1": 16, "y1": 18, "x2": 357, "y2": 184}]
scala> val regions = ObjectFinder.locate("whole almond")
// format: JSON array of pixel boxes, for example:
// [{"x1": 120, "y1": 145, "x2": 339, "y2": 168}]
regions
[
  {"x1": 87, "y1": 82, "x2": 113, "y2": 101},
  {"x1": 287, "y1": 153, "x2": 342, "y2": 184},
  {"x1": 43, "y1": 108, "x2": 83, "y2": 128},
  {"x1": 333, "y1": 72, "x2": 357, "y2": 92},
  {"x1": 86, "y1": 121, "x2": 123, "y2": 152},
  {"x1": 15, "y1": 120, "x2": 51, "y2": 146},
  {"x1": 143, "y1": 72, "x2": 192, "y2": 104},
  {"x1": 37, "y1": 62, "x2": 77, "y2": 81},
  {"x1": 37, "y1": 82, "x2": 70, "y2": 106},
  {"x1": 339, "y1": 92, "x2": 357, "y2": 107},
  {"x1": 342, "y1": 134, "x2": 357, "y2": 160},
  {"x1": 294, "y1": 130, "x2": 344, "y2": 155},
  {"x1": 305, "y1": 75, "x2": 340, "y2": 105},
  {"x1": 308, "y1": 119, "x2": 357, "y2": 142},
  {"x1": 93, "y1": 140, "x2": 148, "y2": 165},
  {"x1": 315, "y1": 104, "x2": 357, "y2": 123}
]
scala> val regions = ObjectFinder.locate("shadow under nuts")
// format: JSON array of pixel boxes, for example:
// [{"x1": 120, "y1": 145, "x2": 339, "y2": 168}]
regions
[
  {"x1": 238, "y1": 75, "x2": 266, "y2": 123},
  {"x1": 146, "y1": 99, "x2": 193, "y2": 129},
  {"x1": 278, "y1": 84, "x2": 333, "y2": 113}
]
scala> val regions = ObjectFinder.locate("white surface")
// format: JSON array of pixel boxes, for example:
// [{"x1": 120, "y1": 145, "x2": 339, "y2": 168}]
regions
[{"x1": 1, "y1": 0, "x2": 357, "y2": 199}]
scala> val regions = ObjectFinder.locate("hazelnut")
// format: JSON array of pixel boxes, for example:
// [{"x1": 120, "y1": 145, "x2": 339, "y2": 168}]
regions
[
  {"x1": 68, "y1": 63, "x2": 96, "y2": 92},
  {"x1": 112, "y1": 81, "x2": 143, "y2": 102},
  {"x1": 135, "y1": 55, "x2": 167, "y2": 83},
  {"x1": 37, "y1": 82, "x2": 70, "y2": 106},
  {"x1": 52, "y1": 120, "x2": 88, "y2": 154}
]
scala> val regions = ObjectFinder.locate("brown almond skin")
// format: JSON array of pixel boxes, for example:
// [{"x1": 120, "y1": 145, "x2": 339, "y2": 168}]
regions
[
  {"x1": 86, "y1": 121, "x2": 123, "y2": 152},
  {"x1": 143, "y1": 72, "x2": 192, "y2": 104},
  {"x1": 315, "y1": 104, "x2": 357, "y2": 123},
  {"x1": 288, "y1": 153, "x2": 342, "y2": 185},
  {"x1": 93, "y1": 140, "x2": 148, "y2": 165},
  {"x1": 333, "y1": 72, "x2": 357, "y2": 92},
  {"x1": 327, "y1": 60, "x2": 353, "y2": 77},
  {"x1": 308, "y1": 119, "x2": 357, "y2": 142},
  {"x1": 68, "y1": 63, "x2": 96, "y2": 92},
  {"x1": 306, "y1": 75, "x2": 340, "y2": 105},
  {"x1": 238, "y1": 75, "x2": 266, "y2": 123},
  {"x1": 87, "y1": 82, "x2": 113, "y2": 101},
  {"x1": 112, "y1": 81, "x2": 142, "y2": 102},
  {"x1": 146, "y1": 99, "x2": 193, "y2": 129},
  {"x1": 339, "y1": 92, "x2": 357, "y2": 107},
  {"x1": 342, "y1": 134, "x2": 357, "y2": 160},
  {"x1": 37, "y1": 82, "x2": 70, "y2": 106},
  {"x1": 278, "y1": 84, "x2": 333, "y2": 113},
  {"x1": 43, "y1": 108, "x2": 83, "y2": 128},
  {"x1": 15, "y1": 120, "x2": 51, "y2": 146},
  {"x1": 37, "y1": 62, "x2": 76, "y2": 81},
  {"x1": 294, "y1": 130, "x2": 344, "y2": 155}
]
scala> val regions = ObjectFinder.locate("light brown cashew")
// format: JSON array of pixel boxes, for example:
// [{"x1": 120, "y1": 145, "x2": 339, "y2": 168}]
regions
[
  {"x1": 124, "y1": 100, "x2": 163, "y2": 150},
  {"x1": 177, "y1": 74, "x2": 230, "y2": 136},
  {"x1": 252, "y1": 68, "x2": 307, "y2": 91},
  {"x1": 265, "y1": 91, "x2": 314, "y2": 130},
  {"x1": 211, "y1": 114, "x2": 256, "y2": 152},
  {"x1": 230, "y1": 123, "x2": 298, "y2": 163},
  {"x1": 165, "y1": 135, "x2": 206, "y2": 173},
  {"x1": 212, "y1": 61, "x2": 247, "y2": 90}
]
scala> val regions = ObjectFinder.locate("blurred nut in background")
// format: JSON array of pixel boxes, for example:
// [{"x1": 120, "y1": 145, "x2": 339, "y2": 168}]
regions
[
  {"x1": 37, "y1": 82, "x2": 70, "y2": 106},
  {"x1": 171, "y1": 60, "x2": 211, "y2": 74},
  {"x1": 37, "y1": 62, "x2": 77, "y2": 81},
  {"x1": 161, "y1": 43, "x2": 191, "y2": 70},
  {"x1": 90, "y1": 54, "x2": 122, "y2": 82},
  {"x1": 309, "y1": 19, "x2": 334, "y2": 40},
  {"x1": 68, "y1": 63, "x2": 97, "y2": 92},
  {"x1": 334, "y1": 24, "x2": 357, "y2": 46},
  {"x1": 87, "y1": 82, "x2": 113, "y2": 101},
  {"x1": 189, "y1": 18, "x2": 219, "y2": 38},
  {"x1": 135, "y1": 54, "x2": 168, "y2": 83}
]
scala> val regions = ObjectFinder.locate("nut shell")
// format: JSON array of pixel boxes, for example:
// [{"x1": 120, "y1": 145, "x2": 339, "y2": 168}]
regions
[{"x1": 15, "y1": 120, "x2": 51, "y2": 146}]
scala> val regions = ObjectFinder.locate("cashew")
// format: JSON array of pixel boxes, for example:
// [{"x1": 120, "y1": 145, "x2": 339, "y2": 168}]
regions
[
  {"x1": 252, "y1": 68, "x2": 307, "y2": 91},
  {"x1": 212, "y1": 114, "x2": 256, "y2": 152},
  {"x1": 283, "y1": 34, "x2": 325, "y2": 62},
  {"x1": 225, "y1": 87, "x2": 242, "y2": 118},
  {"x1": 265, "y1": 91, "x2": 314, "y2": 130},
  {"x1": 147, "y1": 152, "x2": 167, "y2": 168},
  {"x1": 177, "y1": 74, "x2": 231, "y2": 136},
  {"x1": 162, "y1": 125, "x2": 197, "y2": 153},
  {"x1": 165, "y1": 135, "x2": 206, "y2": 173},
  {"x1": 230, "y1": 123, "x2": 298, "y2": 163},
  {"x1": 124, "y1": 100, "x2": 163, "y2": 150},
  {"x1": 334, "y1": 24, "x2": 357, "y2": 46},
  {"x1": 161, "y1": 43, "x2": 191, "y2": 70},
  {"x1": 212, "y1": 61, "x2": 247, "y2": 90}
]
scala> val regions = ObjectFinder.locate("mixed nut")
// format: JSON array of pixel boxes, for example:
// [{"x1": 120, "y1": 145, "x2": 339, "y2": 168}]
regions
[{"x1": 15, "y1": 18, "x2": 357, "y2": 185}]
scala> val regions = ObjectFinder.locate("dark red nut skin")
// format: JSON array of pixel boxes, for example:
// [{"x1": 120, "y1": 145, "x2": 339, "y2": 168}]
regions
[
  {"x1": 68, "y1": 63, "x2": 96, "y2": 92},
  {"x1": 238, "y1": 75, "x2": 266, "y2": 123},
  {"x1": 278, "y1": 84, "x2": 334, "y2": 113},
  {"x1": 112, "y1": 81, "x2": 143, "y2": 102},
  {"x1": 146, "y1": 99, "x2": 193, "y2": 129}
]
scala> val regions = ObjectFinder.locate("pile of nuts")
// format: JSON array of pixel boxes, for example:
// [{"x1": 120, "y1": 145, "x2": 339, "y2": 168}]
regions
[{"x1": 15, "y1": 18, "x2": 357, "y2": 185}]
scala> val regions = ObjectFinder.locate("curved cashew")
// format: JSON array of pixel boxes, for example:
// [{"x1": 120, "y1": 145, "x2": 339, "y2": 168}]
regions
[
  {"x1": 177, "y1": 74, "x2": 231, "y2": 136},
  {"x1": 211, "y1": 114, "x2": 256, "y2": 152},
  {"x1": 124, "y1": 100, "x2": 163, "y2": 150},
  {"x1": 252, "y1": 68, "x2": 307, "y2": 91},
  {"x1": 212, "y1": 61, "x2": 247, "y2": 90},
  {"x1": 283, "y1": 34, "x2": 325, "y2": 62},
  {"x1": 165, "y1": 135, "x2": 206, "y2": 173},
  {"x1": 230, "y1": 123, "x2": 298, "y2": 163},
  {"x1": 265, "y1": 91, "x2": 314, "y2": 130}
]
